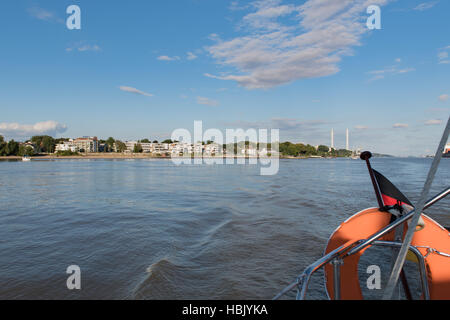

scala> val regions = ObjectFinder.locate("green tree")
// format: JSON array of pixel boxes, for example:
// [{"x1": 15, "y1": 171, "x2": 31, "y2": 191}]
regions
[
  {"x1": 133, "y1": 143, "x2": 143, "y2": 153},
  {"x1": 31, "y1": 136, "x2": 55, "y2": 153},
  {"x1": 106, "y1": 137, "x2": 115, "y2": 146},
  {"x1": 5, "y1": 140, "x2": 19, "y2": 156},
  {"x1": 140, "y1": 139, "x2": 151, "y2": 143},
  {"x1": 162, "y1": 139, "x2": 173, "y2": 144},
  {"x1": 0, "y1": 136, "x2": 6, "y2": 156},
  {"x1": 24, "y1": 146, "x2": 35, "y2": 156},
  {"x1": 105, "y1": 137, "x2": 115, "y2": 152},
  {"x1": 318, "y1": 145, "x2": 330, "y2": 153},
  {"x1": 115, "y1": 141, "x2": 127, "y2": 153}
]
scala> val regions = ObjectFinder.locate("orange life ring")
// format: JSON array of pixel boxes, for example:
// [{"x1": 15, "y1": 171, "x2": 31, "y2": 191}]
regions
[{"x1": 324, "y1": 208, "x2": 450, "y2": 300}]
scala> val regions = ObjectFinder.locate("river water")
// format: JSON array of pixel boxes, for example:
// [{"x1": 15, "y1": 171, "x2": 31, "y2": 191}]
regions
[{"x1": 0, "y1": 158, "x2": 448, "y2": 299}]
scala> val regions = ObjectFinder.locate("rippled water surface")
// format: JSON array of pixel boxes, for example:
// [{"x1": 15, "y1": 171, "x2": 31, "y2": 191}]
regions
[{"x1": 0, "y1": 158, "x2": 448, "y2": 299}]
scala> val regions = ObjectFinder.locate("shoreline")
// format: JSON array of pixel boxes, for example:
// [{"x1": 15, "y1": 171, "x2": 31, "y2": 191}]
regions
[{"x1": 0, "y1": 154, "x2": 356, "y2": 161}]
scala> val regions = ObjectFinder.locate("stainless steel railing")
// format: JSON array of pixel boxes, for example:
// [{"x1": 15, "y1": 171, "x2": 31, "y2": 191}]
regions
[{"x1": 274, "y1": 187, "x2": 449, "y2": 300}]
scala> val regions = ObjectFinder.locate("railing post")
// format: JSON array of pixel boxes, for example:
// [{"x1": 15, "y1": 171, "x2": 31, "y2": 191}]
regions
[{"x1": 331, "y1": 258, "x2": 344, "y2": 300}]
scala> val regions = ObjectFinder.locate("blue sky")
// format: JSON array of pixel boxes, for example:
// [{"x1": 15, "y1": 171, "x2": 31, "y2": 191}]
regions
[{"x1": 0, "y1": 0, "x2": 449, "y2": 156}]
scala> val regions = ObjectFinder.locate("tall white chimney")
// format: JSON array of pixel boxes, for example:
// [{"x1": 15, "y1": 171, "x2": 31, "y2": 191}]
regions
[
  {"x1": 331, "y1": 129, "x2": 334, "y2": 150},
  {"x1": 346, "y1": 128, "x2": 349, "y2": 151}
]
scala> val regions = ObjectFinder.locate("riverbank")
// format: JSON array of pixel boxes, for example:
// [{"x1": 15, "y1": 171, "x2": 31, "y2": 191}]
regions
[{"x1": 0, "y1": 154, "x2": 354, "y2": 161}]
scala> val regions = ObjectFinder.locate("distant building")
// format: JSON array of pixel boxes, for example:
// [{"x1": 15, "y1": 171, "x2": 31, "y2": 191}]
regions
[
  {"x1": 154, "y1": 143, "x2": 170, "y2": 154},
  {"x1": 171, "y1": 143, "x2": 193, "y2": 155},
  {"x1": 204, "y1": 143, "x2": 221, "y2": 156},
  {"x1": 55, "y1": 139, "x2": 78, "y2": 153},
  {"x1": 73, "y1": 137, "x2": 98, "y2": 153},
  {"x1": 125, "y1": 141, "x2": 138, "y2": 153}
]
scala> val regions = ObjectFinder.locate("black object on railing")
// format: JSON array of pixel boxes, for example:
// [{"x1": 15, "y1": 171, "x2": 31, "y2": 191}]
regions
[
  {"x1": 360, "y1": 151, "x2": 384, "y2": 209},
  {"x1": 360, "y1": 151, "x2": 412, "y2": 300}
]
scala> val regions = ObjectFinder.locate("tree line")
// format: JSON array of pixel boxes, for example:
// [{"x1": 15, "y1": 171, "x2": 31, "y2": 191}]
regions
[
  {"x1": 0, "y1": 135, "x2": 353, "y2": 158},
  {"x1": 279, "y1": 142, "x2": 352, "y2": 157},
  {"x1": 0, "y1": 135, "x2": 34, "y2": 156}
]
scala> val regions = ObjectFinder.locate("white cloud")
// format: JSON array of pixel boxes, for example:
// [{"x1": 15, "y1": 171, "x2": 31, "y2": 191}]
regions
[
  {"x1": 119, "y1": 86, "x2": 154, "y2": 97},
  {"x1": 439, "y1": 94, "x2": 449, "y2": 102},
  {"x1": 187, "y1": 52, "x2": 198, "y2": 60},
  {"x1": 425, "y1": 119, "x2": 443, "y2": 126},
  {"x1": 66, "y1": 42, "x2": 101, "y2": 52},
  {"x1": 438, "y1": 46, "x2": 450, "y2": 64},
  {"x1": 27, "y1": 6, "x2": 63, "y2": 23},
  {"x1": 437, "y1": 52, "x2": 448, "y2": 60},
  {"x1": 206, "y1": 0, "x2": 390, "y2": 89},
  {"x1": 355, "y1": 125, "x2": 369, "y2": 130},
  {"x1": 395, "y1": 58, "x2": 402, "y2": 63},
  {"x1": 413, "y1": 1, "x2": 439, "y2": 11},
  {"x1": 367, "y1": 66, "x2": 415, "y2": 81},
  {"x1": 157, "y1": 55, "x2": 180, "y2": 61},
  {"x1": 197, "y1": 96, "x2": 219, "y2": 107},
  {"x1": 0, "y1": 121, "x2": 67, "y2": 137},
  {"x1": 393, "y1": 123, "x2": 409, "y2": 128}
]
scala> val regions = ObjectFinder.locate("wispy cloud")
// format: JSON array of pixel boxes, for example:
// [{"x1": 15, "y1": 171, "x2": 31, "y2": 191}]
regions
[
  {"x1": 367, "y1": 65, "x2": 415, "y2": 81},
  {"x1": 206, "y1": 0, "x2": 391, "y2": 89},
  {"x1": 355, "y1": 125, "x2": 369, "y2": 130},
  {"x1": 27, "y1": 6, "x2": 63, "y2": 23},
  {"x1": 438, "y1": 46, "x2": 450, "y2": 64},
  {"x1": 425, "y1": 119, "x2": 443, "y2": 126},
  {"x1": 393, "y1": 123, "x2": 409, "y2": 128},
  {"x1": 413, "y1": 1, "x2": 439, "y2": 11},
  {"x1": 197, "y1": 96, "x2": 219, "y2": 107},
  {"x1": 439, "y1": 94, "x2": 449, "y2": 102},
  {"x1": 0, "y1": 121, "x2": 67, "y2": 137},
  {"x1": 157, "y1": 55, "x2": 180, "y2": 61},
  {"x1": 119, "y1": 86, "x2": 154, "y2": 97},
  {"x1": 187, "y1": 52, "x2": 198, "y2": 60},
  {"x1": 66, "y1": 43, "x2": 102, "y2": 52}
]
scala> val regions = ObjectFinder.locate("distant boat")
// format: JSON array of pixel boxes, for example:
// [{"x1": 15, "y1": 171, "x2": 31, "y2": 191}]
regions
[
  {"x1": 22, "y1": 156, "x2": 31, "y2": 162},
  {"x1": 444, "y1": 144, "x2": 450, "y2": 158}
]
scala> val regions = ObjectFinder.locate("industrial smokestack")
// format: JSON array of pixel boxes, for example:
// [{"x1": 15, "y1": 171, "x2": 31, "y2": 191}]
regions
[
  {"x1": 346, "y1": 128, "x2": 349, "y2": 151},
  {"x1": 331, "y1": 129, "x2": 334, "y2": 150}
]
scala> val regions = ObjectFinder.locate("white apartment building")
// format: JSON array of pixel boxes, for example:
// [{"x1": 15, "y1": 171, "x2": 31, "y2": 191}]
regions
[
  {"x1": 153, "y1": 143, "x2": 170, "y2": 154},
  {"x1": 171, "y1": 143, "x2": 193, "y2": 155},
  {"x1": 73, "y1": 137, "x2": 99, "y2": 153},
  {"x1": 204, "y1": 143, "x2": 221, "y2": 155},
  {"x1": 125, "y1": 141, "x2": 138, "y2": 153},
  {"x1": 125, "y1": 141, "x2": 155, "y2": 153},
  {"x1": 55, "y1": 139, "x2": 78, "y2": 153}
]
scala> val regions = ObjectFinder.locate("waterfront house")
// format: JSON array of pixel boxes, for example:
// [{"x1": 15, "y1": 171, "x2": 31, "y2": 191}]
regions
[{"x1": 55, "y1": 139, "x2": 78, "y2": 153}]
